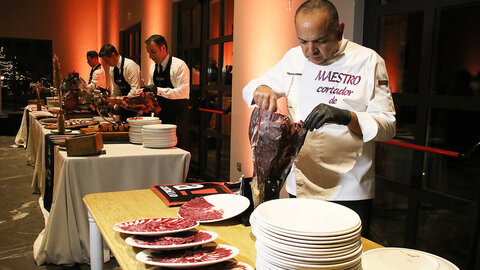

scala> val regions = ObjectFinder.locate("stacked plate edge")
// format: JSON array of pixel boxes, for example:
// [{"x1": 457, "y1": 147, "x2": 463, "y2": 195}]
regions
[
  {"x1": 250, "y1": 198, "x2": 363, "y2": 270},
  {"x1": 127, "y1": 117, "x2": 161, "y2": 144},
  {"x1": 142, "y1": 124, "x2": 177, "y2": 148}
]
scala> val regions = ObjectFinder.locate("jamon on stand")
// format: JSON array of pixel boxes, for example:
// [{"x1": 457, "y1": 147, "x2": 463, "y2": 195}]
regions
[
  {"x1": 248, "y1": 107, "x2": 307, "y2": 207},
  {"x1": 106, "y1": 93, "x2": 162, "y2": 116}
]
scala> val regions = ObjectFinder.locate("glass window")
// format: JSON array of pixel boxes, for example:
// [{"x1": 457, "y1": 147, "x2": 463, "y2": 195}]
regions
[
  {"x1": 381, "y1": 0, "x2": 404, "y2": 4},
  {"x1": 222, "y1": 41, "x2": 233, "y2": 85},
  {"x1": 192, "y1": 5, "x2": 202, "y2": 45},
  {"x1": 208, "y1": 44, "x2": 219, "y2": 85},
  {"x1": 209, "y1": 0, "x2": 220, "y2": 39},
  {"x1": 433, "y1": 4, "x2": 480, "y2": 96},
  {"x1": 375, "y1": 143, "x2": 414, "y2": 185},
  {"x1": 181, "y1": 9, "x2": 192, "y2": 45},
  {"x1": 371, "y1": 191, "x2": 408, "y2": 247},
  {"x1": 379, "y1": 13, "x2": 423, "y2": 94},
  {"x1": 427, "y1": 108, "x2": 480, "y2": 153},
  {"x1": 395, "y1": 105, "x2": 416, "y2": 141},
  {"x1": 417, "y1": 203, "x2": 471, "y2": 270},
  {"x1": 224, "y1": 0, "x2": 234, "y2": 36}
]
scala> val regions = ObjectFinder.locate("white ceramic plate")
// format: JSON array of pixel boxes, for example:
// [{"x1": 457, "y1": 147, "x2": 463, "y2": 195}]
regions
[
  {"x1": 256, "y1": 240, "x2": 363, "y2": 263},
  {"x1": 136, "y1": 243, "x2": 239, "y2": 268},
  {"x1": 254, "y1": 198, "x2": 361, "y2": 236},
  {"x1": 113, "y1": 218, "x2": 199, "y2": 236},
  {"x1": 252, "y1": 226, "x2": 361, "y2": 249},
  {"x1": 254, "y1": 235, "x2": 362, "y2": 256},
  {"x1": 362, "y1": 247, "x2": 460, "y2": 270},
  {"x1": 178, "y1": 194, "x2": 250, "y2": 223},
  {"x1": 257, "y1": 247, "x2": 362, "y2": 270},
  {"x1": 143, "y1": 124, "x2": 177, "y2": 130},
  {"x1": 252, "y1": 212, "x2": 361, "y2": 243},
  {"x1": 125, "y1": 230, "x2": 217, "y2": 250}
]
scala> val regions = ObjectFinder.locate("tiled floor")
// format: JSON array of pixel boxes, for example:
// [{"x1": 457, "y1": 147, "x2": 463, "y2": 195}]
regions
[{"x1": 0, "y1": 136, "x2": 120, "y2": 270}]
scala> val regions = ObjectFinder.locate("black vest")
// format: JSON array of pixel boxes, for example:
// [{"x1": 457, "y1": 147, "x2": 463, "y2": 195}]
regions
[
  {"x1": 113, "y1": 56, "x2": 131, "y2": 96},
  {"x1": 88, "y1": 64, "x2": 101, "y2": 84},
  {"x1": 152, "y1": 56, "x2": 189, "y2": 149}
]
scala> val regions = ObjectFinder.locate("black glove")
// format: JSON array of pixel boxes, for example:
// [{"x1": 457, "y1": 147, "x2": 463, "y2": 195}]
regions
[
  {"x1": 303, "y1": 103, "x2": 352, "y2": 131},
  {"x1": 143, "y1": 84, "x2": 157, "y2": 94}
]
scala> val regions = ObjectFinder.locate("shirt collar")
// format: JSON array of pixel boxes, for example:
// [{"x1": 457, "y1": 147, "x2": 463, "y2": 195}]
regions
[
  {"x1": 324, "y1": 38, "x2": 347, "y2": 65},
  {"x1": 116, "y1": 55, "x2": 123, "y2": 69},
  {"x1": 159, "y1": 54, "x2": 170, "y2": 70}
]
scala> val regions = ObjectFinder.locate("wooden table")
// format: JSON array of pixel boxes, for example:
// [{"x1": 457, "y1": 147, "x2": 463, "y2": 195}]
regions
[{"x1": 84, "y1": 189, "x2": 384, "y2": 270}]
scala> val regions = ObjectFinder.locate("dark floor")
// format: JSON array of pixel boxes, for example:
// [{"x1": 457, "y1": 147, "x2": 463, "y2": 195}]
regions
[{"x1": 0, "y1": 136, "x2": 120, "y2": 270}]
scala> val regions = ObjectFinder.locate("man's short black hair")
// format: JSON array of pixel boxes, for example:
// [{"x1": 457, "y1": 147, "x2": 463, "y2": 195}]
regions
[
  {"x1": 86, "y1": 51, "x2": 98, "y2": 58},
  {"x1": 145, "y1": 35, "x2": 168, "y2": 52},
  {"x1": 295, "y1": 0, "x2": 339, "y2": 29},
  {"x1": 98, "y1": 44, "x2": 119, "y2": 57}
]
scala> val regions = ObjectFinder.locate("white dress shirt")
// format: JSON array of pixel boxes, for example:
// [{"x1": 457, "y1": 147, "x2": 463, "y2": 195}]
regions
[
  {"x1": 109, "y1": 56, "x2": 143, "y2": 96},
  {"x1": 87, "y1": 66, "x2": 107, "y2": 89}
]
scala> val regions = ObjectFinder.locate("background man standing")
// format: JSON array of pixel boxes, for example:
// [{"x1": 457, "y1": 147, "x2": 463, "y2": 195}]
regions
[
  {"x1": 144, "y1": 35, "x2": 190, "y2": 150},
  {"x1": 99, "y1": 44, "x2": 142, "y2": 120},
  {"x1": 86, "y1": 51, "x2": 107, "y2": 91}
]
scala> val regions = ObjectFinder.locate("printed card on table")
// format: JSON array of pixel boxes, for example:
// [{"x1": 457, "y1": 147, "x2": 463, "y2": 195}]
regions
[{"x1": 151, "y1": 182, "x2": 233, "y2": 207}]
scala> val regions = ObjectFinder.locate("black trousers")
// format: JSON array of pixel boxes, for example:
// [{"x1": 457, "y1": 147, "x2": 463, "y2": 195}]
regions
[{"x1": 288, "y1": 194, "x2": 373, "y2": 238}]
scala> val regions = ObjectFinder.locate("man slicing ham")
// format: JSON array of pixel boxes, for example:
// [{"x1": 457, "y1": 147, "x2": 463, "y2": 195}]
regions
[{"x1": 243, "y1": 0, "x2": 396, "y2": 237}]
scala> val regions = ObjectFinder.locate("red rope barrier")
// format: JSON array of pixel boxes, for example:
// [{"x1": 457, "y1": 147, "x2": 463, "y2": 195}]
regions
[{"x1": 378, "y1": 140, "x2": 460, "y2": 157}]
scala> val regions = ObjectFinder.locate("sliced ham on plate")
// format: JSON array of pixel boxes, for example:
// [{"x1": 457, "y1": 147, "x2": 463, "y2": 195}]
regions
[{"x1": 178, "y1": 197, "x2": 224, "y2": 222}]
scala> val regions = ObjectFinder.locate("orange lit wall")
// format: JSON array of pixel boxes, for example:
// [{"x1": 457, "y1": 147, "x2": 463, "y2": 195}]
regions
[
  {"x1": 0, "y1": 0, "x2": 98, "y2": 82},
  {"x1": 97, "y1": 0, "x2": 172, "y2": 83},
  {"x1": 379, "y1": 16, "x2": 406, "y2": 94},
  {"x1": 99, "y1": 0, "x2": 120, "y2": 50},
  {"x1": 230, "y1": 0, "x2": 357, "y2": 180},
  {"x1": 141, "y1": 0, "x2": 172, "y2": 81}
]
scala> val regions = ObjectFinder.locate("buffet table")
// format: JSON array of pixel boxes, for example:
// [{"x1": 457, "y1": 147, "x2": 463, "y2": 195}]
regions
[
  {"x1": 33, "y1": 143, "x2": 191, "y2": 265},
  {"x1": 83, "y1": 189, "x2": 384, "y2": 270},
  {"x1": 14, "y1": 106, "x2": 56, "y2": 194}
]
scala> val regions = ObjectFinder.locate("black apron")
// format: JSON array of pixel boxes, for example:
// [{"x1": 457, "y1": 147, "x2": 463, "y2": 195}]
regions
[
  {"x1": 113, "y1": 56, "x2": 136, "y2": 121},
  {"x1": 88, "y1": 64, "x2": 101, "y2": 84},
  {"x1": 153, "y1": 56, "x2": 189, "y2": 150},
  {"x1": 113, "y1": 56, "x2": 131, "y2": 96}
]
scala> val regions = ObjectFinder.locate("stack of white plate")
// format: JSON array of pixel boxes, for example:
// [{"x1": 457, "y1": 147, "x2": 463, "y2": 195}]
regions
[
  {"x1": 142, "y1": 124, "x2": 177, "y2": 148},
  {"x1": 250, "y1": 198, "x2": 363, "y2": 270},
  {"x1": 127, "y1": 117, "x2": 161, "y2": 144}
]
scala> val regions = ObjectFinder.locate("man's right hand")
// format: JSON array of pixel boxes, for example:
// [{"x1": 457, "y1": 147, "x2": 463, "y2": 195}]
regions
[
  {"x1": 253, "y1": 85, "x2": 277, "y2": 112},
  {"x1": 143, "y1": 84, "x2": 157, "y2": 94},
  {"x1": 143, "y1": 85, "x2": 157, "y2": 98}
]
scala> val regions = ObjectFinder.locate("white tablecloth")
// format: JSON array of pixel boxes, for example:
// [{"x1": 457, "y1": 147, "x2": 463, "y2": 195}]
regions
[
  {"x1": 33, "y1": 143, "x2": 191, "y2": 265},
  {"x1": 14, "y1": 108, "x2": 56, "y2": 194}
]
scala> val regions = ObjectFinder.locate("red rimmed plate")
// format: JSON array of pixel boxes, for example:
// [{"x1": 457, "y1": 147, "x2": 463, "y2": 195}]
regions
[
  {"x1": 113, "y1": 217, "x2": 199, "y2": 236},
  {"x1": 136, "y1": 243, "x2": 239, "y2": 268},
  {"x1": 125, "y1": 230, "x2": 217, "y2": 250}
]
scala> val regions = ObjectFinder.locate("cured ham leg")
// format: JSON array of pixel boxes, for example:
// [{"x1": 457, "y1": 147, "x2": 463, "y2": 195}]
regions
[
  {"x1": 106, "y1": 93, "x2": 161, "y2": 116},
  {"x1": 248, "y1": 107, "x2": 307, "y2": 207}
]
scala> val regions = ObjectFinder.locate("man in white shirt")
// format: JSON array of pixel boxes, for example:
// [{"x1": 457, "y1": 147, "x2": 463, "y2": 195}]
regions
[
  {"x1": 143, "y1": 34, "x2": 190, "y2": 150},
  {"x1": 86, "y1": 51, "x2": 107, "y2": 91},
  {"x1": 99, "y1": 44, "x2": 143, "y2": 120},
  {"x1": 243, "y1": 0, "x2": 396, "y2": 237}
]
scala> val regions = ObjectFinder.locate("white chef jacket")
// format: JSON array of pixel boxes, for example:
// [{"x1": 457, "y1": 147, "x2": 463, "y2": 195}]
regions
[
  {"x1": 109, "y1": 56, "x2": 143, "y2": 97},
  {"x1": 87, "y1": 66, "x2": 107, "y2": 90},
  {"x1": 148, "y1": 54, "x2": 190, "y2": 100},
  {"x1": 243, "y1": 38, "x2": 396, "y2": 201}
]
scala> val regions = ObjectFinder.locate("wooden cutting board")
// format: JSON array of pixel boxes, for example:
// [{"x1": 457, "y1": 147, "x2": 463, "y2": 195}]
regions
[{"x1": 80, "y1": 127, "x2": 129, "y2": 141}]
